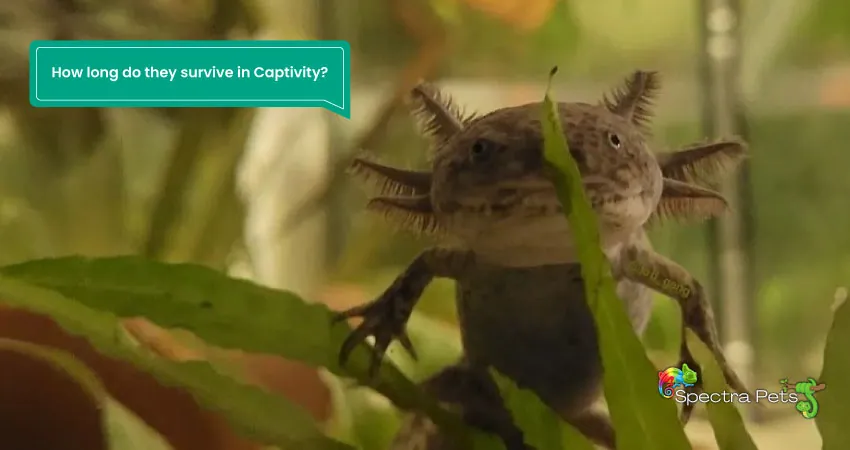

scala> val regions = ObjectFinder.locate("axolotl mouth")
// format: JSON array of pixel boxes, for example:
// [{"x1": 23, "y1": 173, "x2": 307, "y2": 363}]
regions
[
  {"x1": 434, "y1": 182, "x2": 658, "y2": 267},
  {"x1": 435, "y1": 174, "x2": 657, "y2": 231}
]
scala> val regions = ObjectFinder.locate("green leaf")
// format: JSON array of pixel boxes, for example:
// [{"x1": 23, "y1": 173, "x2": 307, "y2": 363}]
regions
[
  {"x1": 0, "y1": 276, "x2": 353, "y2": 450},
  {"x1": 538, "y1": 68, "x2": 691, "y2": 450},
  {"x1": 491, "y1": 369, "x2": 595, "y2": 450},
  {"x1": 0, "y1": 256, "x2": 473, "y2": 444},
  {"x1": 685, "y1": 330, "x2": 758, "y2": 450},
  {"x1": 322, "y1": 373, "x2": 359, "y2": 446},
  {"x1": 329, "y1": 376, "x2": 403, "y2": 450},
  {"x1": 817, "y1": 299, "x2": 850, "y2": 450},
  {"x1": 0, "y1": 337, "x2": 173, "y2": 450}
]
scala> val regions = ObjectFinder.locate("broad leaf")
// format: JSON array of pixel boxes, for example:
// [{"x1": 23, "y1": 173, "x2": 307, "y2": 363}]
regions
[
  {"x1": 0, "y1": 337, "x2": 173, "y2": 450},
  {"x1": 817, "y1": 299, "x2": 850, "y2": 450},
  {"x1": 0, "y1": 257, "x2": 473, "y2": 443},
  {"x1": 0, "y1": 276, "x2": 353, "y2": 450},
  {"x1": 686, "y1": 330, "x2": 758, "y2": 450},
  {"x1": 539, "y1": 68, "x2": 691, "y2": 450}
]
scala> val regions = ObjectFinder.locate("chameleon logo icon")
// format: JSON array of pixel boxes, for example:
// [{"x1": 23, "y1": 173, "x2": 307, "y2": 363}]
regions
[
  {"x1": 658, "y1": 363, "x2": 698, "y2": 398},
  {"x1": 781, "y1": 378, "x2": 826, "y2": 419}
]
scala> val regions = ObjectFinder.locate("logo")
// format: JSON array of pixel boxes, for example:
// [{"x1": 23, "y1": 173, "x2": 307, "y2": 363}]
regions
[
  {"x1": 656, "y1": 365, "x2": 826, "y2": 418},
  {"x1": 658, "y1": 363, "x2": 698, "y2": 398},
  {"x1": 780, "y1": 378, "x2": 826, "y2": 419}
]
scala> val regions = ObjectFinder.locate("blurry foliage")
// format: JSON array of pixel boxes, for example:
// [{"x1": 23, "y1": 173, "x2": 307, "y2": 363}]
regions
[
  {"x1": 441, "y1": 0, "x2": 558, "y2": 31},
  {"x1": 439, "y1": 0, "x2": 581, "y2": 77},
  {"x1": 793, "y1": 0, "x2": 850, "y2": 62},
  {"x1": 816, "y1": 298, "x2": 850, "y2": 450},
  {"x1": 344, "y1": 0, "x2": 850, "y2": 80},
  {"x1": 344, "y1": 0, "x2": 579, "y2": 79},
  {"x1": 0, "y1": 337, "x2": 174, "y2": 450},
  {"x1": 0, "y1": 0, "x2": 259, "y2": 268},
  {"x1": 0, "y1": 1, "x2": 276, "y2": 447}
]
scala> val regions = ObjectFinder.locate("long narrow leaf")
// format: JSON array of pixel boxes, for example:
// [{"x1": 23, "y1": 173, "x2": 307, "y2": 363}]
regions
[
  {"x1": 539, "y1": 68, "x2": 691, "y2": 450},
  {"x1": 491, "y1": 369, "x2": 595, "y2": 450},
  {"x1": 686, "y1": 330, "x2": 758, "y2": 450},
  {"x1": 817, "y1": 299, "x2": 850, "y2": 450}
]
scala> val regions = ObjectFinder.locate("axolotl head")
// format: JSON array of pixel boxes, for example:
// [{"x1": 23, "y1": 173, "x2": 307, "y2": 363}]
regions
[{"x1": 350, "y1": 71, "x2": 746, "y2": 266}]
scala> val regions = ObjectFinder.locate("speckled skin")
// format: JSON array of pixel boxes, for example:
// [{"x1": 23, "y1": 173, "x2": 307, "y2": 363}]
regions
[{"x1": 430, "y1": 102, "x2": 664, "y2": 268}]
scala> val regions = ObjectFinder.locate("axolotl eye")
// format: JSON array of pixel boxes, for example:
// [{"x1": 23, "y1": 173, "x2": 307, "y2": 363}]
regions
[
  {"x1": 607, "y1": 132, "x2": 622, "y2": 149},
  {"x1": 469, "y1": 138, "x2": 497, "y2": 163}
]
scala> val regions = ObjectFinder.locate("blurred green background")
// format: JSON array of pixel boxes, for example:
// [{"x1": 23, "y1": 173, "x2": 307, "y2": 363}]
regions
[{"x1": 0, "y1": 0, "x2": 848, "y2": 448}]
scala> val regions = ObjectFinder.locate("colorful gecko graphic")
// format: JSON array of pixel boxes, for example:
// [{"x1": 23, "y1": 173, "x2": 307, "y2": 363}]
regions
[
  {"x1": 781, "y1": 378, "x2": 826, "y2": 419},
  {"x1": 658, "y1": 363, "x2": 698, "y2": 398}
]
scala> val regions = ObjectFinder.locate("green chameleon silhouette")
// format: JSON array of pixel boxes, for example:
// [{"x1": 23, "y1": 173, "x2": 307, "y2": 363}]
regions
[
  {"x1": 682, "y1": 363, "x2": 698, "y2": 385},
  {"x1": 781, "y1": 377, "x2": 825, "y2": 419}
]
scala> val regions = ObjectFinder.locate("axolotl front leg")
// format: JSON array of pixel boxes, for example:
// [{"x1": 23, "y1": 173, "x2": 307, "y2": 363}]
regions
[
  {"x1": 618, "y1": 245, "x2": 750, "y2": 422},
  {"x1": 333, "y1": 247, "x2": 473, "y2": 377}
]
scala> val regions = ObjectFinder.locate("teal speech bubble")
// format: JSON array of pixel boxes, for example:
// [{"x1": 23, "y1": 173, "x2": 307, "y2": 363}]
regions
[{"x1": 29, "y1": 40, "x2": 351, "y2": 118}]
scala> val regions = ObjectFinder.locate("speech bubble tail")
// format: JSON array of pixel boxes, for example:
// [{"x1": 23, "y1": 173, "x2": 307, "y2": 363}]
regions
[{"x1": 321, "y1": 104, "x2": 350, "y2": 119}]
